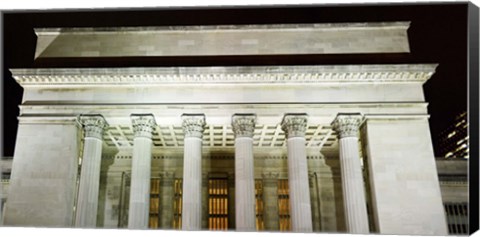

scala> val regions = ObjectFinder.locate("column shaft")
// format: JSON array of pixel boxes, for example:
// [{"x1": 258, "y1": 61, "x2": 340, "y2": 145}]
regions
[
  {"x1": 128, "y1": 137, "x2": 153, "y2": 229},
  {"x1": 182, "y1": 137, "x2": 203, "y2": 230},
  {"x1": 181, "y1": 114, "x2": 205, "y2": 230},
  {"x1": 287, "y1": 137, "x2": 313, "y2": 232},
  {"x1": 232, "y1": 114, "x2": 257, "y2": 231},
  {"x1": 281, "y1": 114, "x2": 313, "y2": 232},
  {"x1": 338, "y1": 137, "x2": 369, "y2": 233},
  {"x1": 332, "y1": 113, "x2": 369, "y2": 234},
  {"x1": 75, "y1": 137, "x2": 103, "y2": 227},
  {"x1": 235, "y1": 137, "x2": 256, "y2": 231},
  {"x1": 75, "y1": 115, "x2": 107, "y2": 228},
  {"x1": 128, "y1": 114, "x2": 156, "y2": 229}
]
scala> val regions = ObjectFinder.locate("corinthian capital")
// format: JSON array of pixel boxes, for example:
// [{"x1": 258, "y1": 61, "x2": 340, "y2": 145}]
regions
[
  {"x1": 281, "y1": 113, "x2": 308, "y2": 138},
  {"x1": 79, "y1": 114, "x2": 109, "y2": 140},
  {"x1": 232, "y1": 114, "x2": 256, "y2": 138},
  {"x1": 331, "y1": 113, "x2": 362, "y2": 139},
  {"x1": 182, "y1": 114, "x2": 206, "y2": 138},
  {"x1": 131, "y1": 114, "x2": 157, "y2": 139}
]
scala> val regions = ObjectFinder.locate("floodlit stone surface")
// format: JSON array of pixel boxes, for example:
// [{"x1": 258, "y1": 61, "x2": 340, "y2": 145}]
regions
[
  {"x1": 332, "y1": 114, "x2": 369, "y2": 234},
  {"x1": 10, "y1": 65, "x2": 437, "y2": 108},
  {"x1": 75, "y1": 115, "x2": 108, "y2": 228},
  {"x1": 128, "y1": 114, "x2": 156, "y2": 229},
  {"x1": 282, "y1": 114, "x2": 313, "y2": 232},
  {"x1": 232, "y1": 114, "x2": 256, "y2": 231},
  {"x1": 181, "y1": 115, "x2": 205, "y2": 230},
  {"x1": 34, "y1": 22, "x2": 410, "y2": 58},
  {"x1": 3, "y1": 122, "x2": 79, "y2": 227},
  {"x1": 362, "y1": 117, "x2": 448, "y2": 235}
]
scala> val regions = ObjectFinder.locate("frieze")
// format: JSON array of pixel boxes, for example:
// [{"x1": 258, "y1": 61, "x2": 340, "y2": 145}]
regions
[
  {"x1": 101, "y1": 155, "x2": 116, "y2": 160},
  {"x1": 112, "y1": 155, "x2": 326, "y2": 160},
  {"x1": 261, "y1": 172, "x2": 280, "y2": 180}
]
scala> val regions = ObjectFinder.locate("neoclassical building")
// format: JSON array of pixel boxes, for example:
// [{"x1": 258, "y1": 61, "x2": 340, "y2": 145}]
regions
[{"x1": 3, "y1": 22, "x2": 449, "y2": 235}]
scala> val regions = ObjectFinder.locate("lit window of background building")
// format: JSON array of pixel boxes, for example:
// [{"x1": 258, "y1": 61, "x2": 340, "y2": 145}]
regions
[{"x1": 438, "y1": 112, "x2": 469, "y2": 159}]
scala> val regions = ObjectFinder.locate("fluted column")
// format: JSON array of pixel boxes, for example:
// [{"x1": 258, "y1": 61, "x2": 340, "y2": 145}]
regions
[
  {"x1": 181, "y1": 114, "x2": 206, "y2": 230},
  {"x1": 128, "y1": 114, "x2": 156, "y2": 229},
  {"x1": 75, "y1": 114, "x2": 108, "y2": 228},
  {"x1": 281, "y1": 114, "x2": 313, "y2": 232},
  {"x1": 160, "y1": 172, "x2": 175, "y2": 229},
  {"x1": 232, "y1": 114, "x2": 256, "y2": 231},
  {"x1": 331, "y1": 113, "x2": 369, "y2": 234},
  {"x1": 262, "y1": 172, "x2": 280, "y2": 231}
]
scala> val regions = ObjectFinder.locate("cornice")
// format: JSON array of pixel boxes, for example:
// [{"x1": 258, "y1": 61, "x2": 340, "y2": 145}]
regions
[
  {"x1": 34, "y1": 22, "x2": 410, "y2": 35},
  {"x1": 11, "y1": 64, "x2": 438, "y2": 87}
]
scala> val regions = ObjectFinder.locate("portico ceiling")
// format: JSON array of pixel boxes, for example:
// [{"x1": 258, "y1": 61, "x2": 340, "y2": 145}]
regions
[{"x1": 103, "y1": 123, "x2": 338, "y2": 150}]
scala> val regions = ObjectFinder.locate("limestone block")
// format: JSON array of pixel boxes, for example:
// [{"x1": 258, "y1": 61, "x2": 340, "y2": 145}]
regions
[
  {"x1": 362, "y1": 118, "x2": 448, "y2": 235},
  {"x1": 3, "y1": 123, "x2": 79, "y2": 227},
  {"x1": 98, "y1": 172, "x2": 122, "y2": 228}
]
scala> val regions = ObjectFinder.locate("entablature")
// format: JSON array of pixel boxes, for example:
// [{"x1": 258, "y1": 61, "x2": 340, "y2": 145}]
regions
[{"x1": 11, "y1": 64, "x2": 437, "y2": 87}]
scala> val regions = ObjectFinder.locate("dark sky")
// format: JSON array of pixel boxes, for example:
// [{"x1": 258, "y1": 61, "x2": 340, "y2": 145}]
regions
[{"x1": 2, "y1": 3, "x2": 468, "y2": 157}]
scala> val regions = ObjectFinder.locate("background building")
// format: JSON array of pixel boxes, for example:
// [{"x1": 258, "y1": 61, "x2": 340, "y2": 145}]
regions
[
  {"x1": 0, "y1": 157, "x2": 12, "y2": 225},
  {"x1": 438, "y1": 112, "x2": 469, "y2": 159},
  {"x1": 436, "y1": 158, "x2": 469, "y2": 235}
]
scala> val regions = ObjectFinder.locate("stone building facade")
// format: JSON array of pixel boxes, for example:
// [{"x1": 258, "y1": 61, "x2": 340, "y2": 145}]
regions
[{"x1": 2, "y1": 23, "x2": 450, "y2": 235}]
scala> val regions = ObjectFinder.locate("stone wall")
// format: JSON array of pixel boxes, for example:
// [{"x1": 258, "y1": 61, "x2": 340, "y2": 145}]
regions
[
  {"x1": 3, "y1": 122, "x2": 80, "y2": 227},
  {"x1": 97, "y1": 150, "x2": 344, "y2": 232},
  {"x1": 361, "y1": 117, "x2": 448, "y2": 235}
]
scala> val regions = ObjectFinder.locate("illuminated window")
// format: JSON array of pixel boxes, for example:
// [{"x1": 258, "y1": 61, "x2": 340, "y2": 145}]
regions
[
  {"x1": 208, "y1": 178, "x2": 229, "y2": 230},
  {"x1": 448, "y1": 131, "x2": 456, "y2": 138},
  {"x1": 149, "y1": 178, "x2": 161, "y2": 228},
  {"x1": 255, "y1": 180, "x2": 265, "y2": 231},
  {"x1": 172, "y1": 179, "x2": 183, "y2": 229},
  {"x1": 277, "y1": 179, "x2": 291, "y2": 231}
]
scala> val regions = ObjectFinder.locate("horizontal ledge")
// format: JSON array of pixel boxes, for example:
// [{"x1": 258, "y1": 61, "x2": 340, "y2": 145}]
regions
[
  {"x1": 34, "y1": 22, "x2": 411, "y2": 34},
  {"x1": 363, "y1": 114, "x2": 430, "y2": 121},
  {"x1": 11, "y1": 64, "x2": 438, "y2": 86}
]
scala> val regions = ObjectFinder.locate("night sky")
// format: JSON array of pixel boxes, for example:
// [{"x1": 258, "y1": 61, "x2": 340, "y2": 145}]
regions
[{"x1": 2, "y1": 3, "x2": 468, "y2": 157}]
